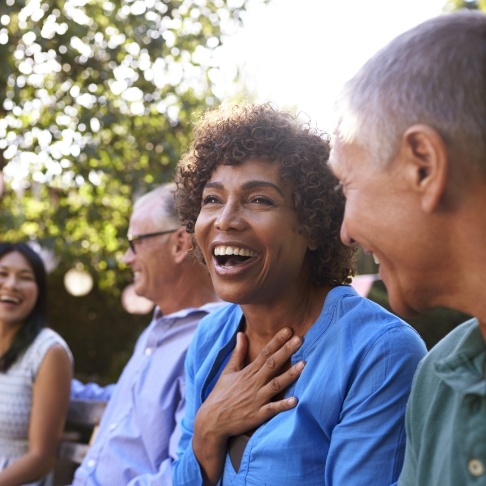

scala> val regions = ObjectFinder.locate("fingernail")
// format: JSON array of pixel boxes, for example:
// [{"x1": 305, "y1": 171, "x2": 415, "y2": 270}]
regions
[
  {"x1": 291, "y1": 336, "x2": 301, "y2": 346},
  {"x1": 296, "y1": 360, "x2": 306, "y2": 371},
  {"x1": 287, "y1": 397, "x2": 298, "y2": 406},
  {"x1": 281, "y1": 328, "x2": 292, "y2": 338}
]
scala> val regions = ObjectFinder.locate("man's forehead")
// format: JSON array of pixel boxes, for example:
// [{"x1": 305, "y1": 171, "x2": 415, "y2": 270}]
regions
[{"x1": 129, "y1": 204, "x2": 164, "y2": 231}]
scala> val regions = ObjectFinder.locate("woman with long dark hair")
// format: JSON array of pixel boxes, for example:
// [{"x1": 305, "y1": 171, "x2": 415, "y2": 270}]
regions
[{"x1": 0, "y1": 242, "x2": 72, "y2": 485}]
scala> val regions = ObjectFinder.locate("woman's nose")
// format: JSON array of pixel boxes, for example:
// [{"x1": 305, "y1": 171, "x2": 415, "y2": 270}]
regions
[
  {"x1": 1, "y1": 274, "x2": 18, "y2": 288},
  {"x1": 214, "y1": 201, "x2": 245, "y2": 231}
]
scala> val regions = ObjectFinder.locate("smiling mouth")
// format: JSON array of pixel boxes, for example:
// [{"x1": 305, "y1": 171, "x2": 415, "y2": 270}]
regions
[
  {"x1": 0, "y1": 295, "x2": 21, "y2": 304},
  {"x1": 213, "y1": 245, "x2": 257, "y2": 268}
]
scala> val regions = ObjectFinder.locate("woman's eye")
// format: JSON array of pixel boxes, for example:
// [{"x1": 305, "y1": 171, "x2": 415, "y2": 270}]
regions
[
  {"x1": 202, "y1": 195, "x2": 220, "y2": 205},
  {"x1": 251, "y1": 196, "x2": 274, "y2": 205}
]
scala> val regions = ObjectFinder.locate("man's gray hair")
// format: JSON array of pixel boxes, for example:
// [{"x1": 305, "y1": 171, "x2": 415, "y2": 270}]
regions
[
  {"x1": 133, "y1": 182, "x2": 180, "y2": 228},
  {"x1": 335, "y1": 10, "x2": 486, "y2": 173}
]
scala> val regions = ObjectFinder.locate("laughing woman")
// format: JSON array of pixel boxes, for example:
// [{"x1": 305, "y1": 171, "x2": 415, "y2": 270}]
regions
[
  {"x1": 0, "y1": 243, "x2": 72, "y2": 486},
  {"x1": 172, "y1": 103, "x2": 426, "y2": 486}
]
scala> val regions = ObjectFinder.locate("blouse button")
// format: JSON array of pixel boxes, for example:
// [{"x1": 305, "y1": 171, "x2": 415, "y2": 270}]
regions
[
  {"x1": 145, "y1": 347, "x2": 152, "y2": 356},
  {"x1": 468, "y1": 459, "x2": 484, "y2": 477}
]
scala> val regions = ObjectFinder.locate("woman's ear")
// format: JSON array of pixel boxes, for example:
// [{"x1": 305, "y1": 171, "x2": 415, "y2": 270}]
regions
[
  {"x1": 401, "y1": 124, "x2": 448, "y2": 213},
  {"x1": 298, "y1": 224, "x2": 318, "y2": 251}
]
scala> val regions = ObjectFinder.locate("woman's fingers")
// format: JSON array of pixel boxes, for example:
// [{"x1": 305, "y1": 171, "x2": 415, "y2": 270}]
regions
[
  {"x1": 256, "y1": 327, "x2": 294, "y2": 364},
  {"x1": 221, "y1": 332, "x2": 249, "y2": 374},
  {"x1": 260, "y1": 396, "x2": 299, "y2": 420},
  {"x1": 262, "y1": 359, "x2": 306, "y2": 397},
  {"x1": 198, "y1": 329, "x2": 306, "y2": 439},
  {"x1": 252, "y1": 329, "x2": 303, "y2": 375},
  {"x1": 264, "y1": 335, "x2": 302, "y2": 369}
]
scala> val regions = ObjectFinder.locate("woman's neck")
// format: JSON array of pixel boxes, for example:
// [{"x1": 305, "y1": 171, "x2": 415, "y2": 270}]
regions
[{"x1": 242, "y1": 285, "x2": 330, "y2": 342}]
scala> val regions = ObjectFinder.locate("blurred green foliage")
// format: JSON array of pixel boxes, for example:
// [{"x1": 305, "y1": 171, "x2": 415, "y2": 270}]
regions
[
  {"x1": 0, "y1": 0, "x2": 257, "y2": 291},
  {"x1": 444, "y1": 0, "x2": 486, "y2": 11}
]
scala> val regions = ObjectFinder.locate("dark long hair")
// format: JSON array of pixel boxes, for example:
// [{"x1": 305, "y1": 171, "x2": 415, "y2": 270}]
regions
[{"x1": 0, "y1": 243, "x2": 47, "y2": 372}]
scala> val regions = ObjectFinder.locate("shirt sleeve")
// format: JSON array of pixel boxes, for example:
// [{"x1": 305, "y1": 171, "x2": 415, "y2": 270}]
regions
[
  {"x1": 70, "y1": 378, "x2": 116, "y2": 401},
  {"x1": 125, "y1": 375, "x2": 191, "y2": 486},
  {"x1": 324, "y1": 324, "x2": 426, "y2": 485},
  {"x1": 172, "y1": 333, "x2": 207, "y2": 486}
]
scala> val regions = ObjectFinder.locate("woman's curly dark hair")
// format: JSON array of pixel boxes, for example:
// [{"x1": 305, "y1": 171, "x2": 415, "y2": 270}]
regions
[{"x1": 175, "y1": 102, "x2": 356, "y2": 287}]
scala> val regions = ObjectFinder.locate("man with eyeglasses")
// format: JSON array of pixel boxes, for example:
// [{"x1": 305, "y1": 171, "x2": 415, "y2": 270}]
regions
[{"x1": 70, "y1": 183, "x2": 222, "y2": 485}]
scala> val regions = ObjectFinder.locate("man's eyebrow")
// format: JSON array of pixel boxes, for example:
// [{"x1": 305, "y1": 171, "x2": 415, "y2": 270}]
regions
[{"x1": 204, "y1": 180, "x2": 284, "y2": 197}]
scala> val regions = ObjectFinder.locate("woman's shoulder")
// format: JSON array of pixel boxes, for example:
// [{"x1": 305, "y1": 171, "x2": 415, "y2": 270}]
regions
[
  {"x1": 188, "y1": 303, "x2": 241, "y2": 357},
  {"x1": 328, "y1": 285, "x2": 406, "y2": 325},
  {"x1": 33, "y1": 327, "x2": 71, "y2": 351},
  {"x1": 25, "y1": 328, "x2": 73, "y2": 372},
  {"x1": 325, "y1": 285, "x2": 424, "y2": 344}
]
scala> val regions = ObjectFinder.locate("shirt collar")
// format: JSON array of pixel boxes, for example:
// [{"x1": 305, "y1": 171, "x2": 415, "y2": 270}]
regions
[
  {"x1": 153, "y1": 301, "x2": 227, "y2": 321},
  {"x1": 435, "y1": 318, "x2": 486, "y2": 393}
]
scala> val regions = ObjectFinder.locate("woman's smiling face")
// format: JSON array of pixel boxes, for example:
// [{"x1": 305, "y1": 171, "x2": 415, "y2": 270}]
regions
[
  {"x1": 195, "y1": 157, "x2": 314, "y2": 306},
  {"x1": 0, "y1": 251, "x2": 38, "y2": 328}
]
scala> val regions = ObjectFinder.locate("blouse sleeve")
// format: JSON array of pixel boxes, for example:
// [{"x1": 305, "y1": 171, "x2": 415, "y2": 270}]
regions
[{"x1": 27, "y1": 328, "x2": 73, "y2": 382}]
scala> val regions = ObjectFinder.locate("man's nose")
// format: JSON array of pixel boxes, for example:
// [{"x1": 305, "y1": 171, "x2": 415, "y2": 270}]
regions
[
  {"x1": 340, "y1": 219, "x2": 356, "y2": 247},
  {"x1": 122, "y1": 248, "x2": 134, "y2": 264}
]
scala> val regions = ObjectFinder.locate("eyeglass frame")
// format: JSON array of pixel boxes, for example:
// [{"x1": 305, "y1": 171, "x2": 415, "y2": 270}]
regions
[{"x1": 127, "y1": 229, "x2": 178, "y2": 254}]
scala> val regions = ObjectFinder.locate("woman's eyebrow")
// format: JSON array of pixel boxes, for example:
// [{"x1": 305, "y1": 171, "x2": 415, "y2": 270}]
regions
[
  {"x1": 204, "y1": 180, "x2": 284, "y2": 197},
  {"x1": 242, "y1": 180, "x2": 284, "y2": 196}
]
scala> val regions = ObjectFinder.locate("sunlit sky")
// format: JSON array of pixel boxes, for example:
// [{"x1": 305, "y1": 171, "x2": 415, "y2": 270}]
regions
[{"x1": 216, "y1": 0, "x2": 446, "y2": 131}]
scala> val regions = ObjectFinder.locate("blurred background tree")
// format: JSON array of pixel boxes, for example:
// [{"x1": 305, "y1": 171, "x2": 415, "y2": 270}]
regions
[
  {"x1": 0, "y1": 0, "x2": 258, "y2": 291},
  {"x1": 444, "y1": 0, "x2": 486, "y2": 10},
  {"x1": 0, "y1": 0, "x2": 263, "y2": 381}
]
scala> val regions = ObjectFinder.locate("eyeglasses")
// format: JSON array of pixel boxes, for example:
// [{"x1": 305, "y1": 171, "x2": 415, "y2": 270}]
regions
[{"x1": 127, "y1": 229, "x2": 178, "y2": 254}]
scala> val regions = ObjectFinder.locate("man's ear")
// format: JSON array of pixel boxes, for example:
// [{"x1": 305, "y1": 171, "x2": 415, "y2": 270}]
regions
[
  {"x1": 172, "y1": 228, "x2": 192, "y2": 264},
  {"x1": 402, "y1": 124, "x2": 448, "y2": 213}
]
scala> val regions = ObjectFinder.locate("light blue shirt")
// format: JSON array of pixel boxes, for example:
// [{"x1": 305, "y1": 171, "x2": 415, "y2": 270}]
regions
[
  {"x1": 72, "y1": 302, "x2": 224, "y2": 486},
  {"x1": 173, "y1": 286, "x2": 427, "y2": 486}
]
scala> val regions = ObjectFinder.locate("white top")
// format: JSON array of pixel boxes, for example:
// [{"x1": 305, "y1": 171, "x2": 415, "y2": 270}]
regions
[{"x1": 0, "y1": 327, "x2": 73, "y2": 485}]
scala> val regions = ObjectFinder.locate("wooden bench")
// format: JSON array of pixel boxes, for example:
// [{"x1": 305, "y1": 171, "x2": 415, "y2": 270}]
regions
[{"x1": 53, "y1": 399, "x2": 107, "y2": 485}]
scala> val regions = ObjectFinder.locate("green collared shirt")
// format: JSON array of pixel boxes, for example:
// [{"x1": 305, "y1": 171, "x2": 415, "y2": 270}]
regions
[{"x1": 399, "y1": 318, "x2": 486, "y2": 485}]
